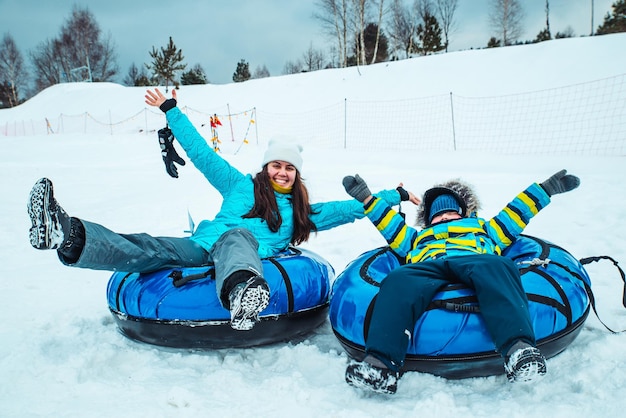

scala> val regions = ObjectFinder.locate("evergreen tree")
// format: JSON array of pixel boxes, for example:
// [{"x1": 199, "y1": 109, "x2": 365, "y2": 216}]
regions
[
  {"x1": 555, "y1": 27, "x2": 574, "y2": 38},
  {"x1": 416, "y1": 12, "x2": 445, "y2": 55},
  {"x1": 232, "y1": 59, "x2": 251, "y2": 82},
  {"x1": 146, "y1": 36, "x2": 186, "y2": 92},
  {"x1": 534, "y1": 28, "x2": 551, "y2": 42},
  {"x1": 0, "y1": 81, "x2": 13, "y2": 108},
  {"x1": 487, "y1": 37, "x2": 502, "y2": 48},
  {"x1": 123, "y1": 62, "x2": 153, "y2": 86},
  {"x1": 363, "y1": 23, "x2": 389, "y2": 64},
  {"x1": 181, "y1": 64, "x2": 208, "y2": 85},
  {"x1": 596, "y1": 0, "x2": 626, "y2": 35}
]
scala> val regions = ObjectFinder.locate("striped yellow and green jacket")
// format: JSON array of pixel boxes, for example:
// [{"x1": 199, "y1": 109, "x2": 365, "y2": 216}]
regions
[{"x1": 363, "y1": 183, "x2": 551, "y2": 264}]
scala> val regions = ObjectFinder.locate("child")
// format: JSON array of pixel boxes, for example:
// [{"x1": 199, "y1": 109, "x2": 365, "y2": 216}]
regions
[{"x1": 341, "y1": 170, "x2": 580, "y2": 394}]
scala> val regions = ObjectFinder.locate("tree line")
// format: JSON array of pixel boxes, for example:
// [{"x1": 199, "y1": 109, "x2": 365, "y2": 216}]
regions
[{"x1": 1, "y1": 0, "x2": 625, "y2": 108}]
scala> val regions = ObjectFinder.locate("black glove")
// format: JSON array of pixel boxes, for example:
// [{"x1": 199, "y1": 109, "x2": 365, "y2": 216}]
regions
[
  {"x1": 158, "y1": 127, "x2": 186, "y2": 178},
  {"x1": 396, "y1": 186, "x2": 410, "y2": 201},
  {"x1": 540, "y1": 169, "x2": 580, "y2": 196},
  {"x1": 159, "y1": 98, "x2": 177, "y2": 113},
  {"x1": 342, "y1": 174, "x2": 371, "y2": 202}
]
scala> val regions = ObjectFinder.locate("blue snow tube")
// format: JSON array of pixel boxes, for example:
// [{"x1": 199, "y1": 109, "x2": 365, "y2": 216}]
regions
[
  {"x1": 329, "y1": 235, "x2": 591, "y2": 378},
  {"x1": 107, "y1": 247, "x2": 333, "y2": 348}
]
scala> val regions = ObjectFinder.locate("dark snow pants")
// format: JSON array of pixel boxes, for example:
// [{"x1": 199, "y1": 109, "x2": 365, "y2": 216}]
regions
[
  {"x1": 58, "y1": 220, "x2": 263, "y2": 306},
  {"x1": 366, "y1": 254, "x2": 535, "y2": 372}
]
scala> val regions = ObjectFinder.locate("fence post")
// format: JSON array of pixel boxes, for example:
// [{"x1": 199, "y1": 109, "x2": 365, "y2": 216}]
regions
[
  {"x1": 344, "y1": 98, "x2": 347, "y2": 149},
  {"x1": 449, "y1": 92, "x2": 457, "y2": 151},
  {"x1": 227, "y1": 103, "x2": 235, "y2": 142},
  {"x1": 253, "y1": 107, "x2": 258, "y2": 145}
]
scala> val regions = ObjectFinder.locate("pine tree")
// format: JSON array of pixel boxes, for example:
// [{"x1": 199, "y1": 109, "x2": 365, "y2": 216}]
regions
[
  {"x1": 416, "y1": 12, "x2": 445, "y2": 55},
  {"x1": 0, "y1": 81, "x2": 13, "y2": 108},
  {"x1": 232, "y1": 59, "x2": 251, "y2": 82},
  {"x1": 363, "y1": 23, "x2": 389, "y2": 64},
  {"x1": 146, "y1": 36, "x2": 186, "y2": 92},
  {"x1": 534, "y1": 28, "x2": 551, "y2": 42},
  {"x1": 596, "y1": 0, "x2": 626, "y2": 35},
  {"x1": 123, "y1": 62, "x2": 153, "y2": 87},
  {"x1": 181, "y1": 64, "x2": 208, "y2": 85},
  {"x1": 487, "y1": 37, "x2": 502, "y2": 48}
]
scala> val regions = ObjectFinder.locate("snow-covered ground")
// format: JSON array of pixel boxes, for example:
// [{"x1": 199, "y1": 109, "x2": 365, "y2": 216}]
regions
[{"x1": 1, "y1": 34, "x2": 626, "y2": 417}]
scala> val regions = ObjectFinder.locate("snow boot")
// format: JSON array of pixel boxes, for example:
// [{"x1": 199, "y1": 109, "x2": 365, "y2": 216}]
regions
[
  {"x1": 504, "y1": 341, "x2": 547, "y2": 382},
  {"x1": 345, "y1": 355, "x2": 399, "y2": 394},
  {"x1": 228, "y1": 275, "x2": 270, "y2": 331},
  {"x1": 28, "y1": 178, "x2": 71, "y2": 250}
]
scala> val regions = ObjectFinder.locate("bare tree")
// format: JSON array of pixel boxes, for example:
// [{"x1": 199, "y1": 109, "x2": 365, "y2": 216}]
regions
[
  {"x1": 351, "y1": 0, "x2": 368, "y2": 66},
  {"x1": 488, "y1": 0, "x2": 525, "y2": 46},
  {"x1": 387, "y1": 0, "x2": 418, "y2": 59},
  {"x1": 282, "y1": 59, "x2": 303, "y2": 75},
  {"x1": 415, "y1": 0, "x2": 431, "y2": 19},
  {"x1": 92, "y1": 35, "x2": 118, "y2": 82},
  {"x1": 124, "y1": 63, "x2": 153, "y2": 86},
  {"x1": 545, "y1": 0, "x2": 551, "y2": 36},
  {"x1": 314, "y1": 0, "x2": 351, "y2": 68},
  {"x1": 252, "y1": 65, "x2": 270, "y2": 79},
  {"x1": 302, "y1": 43, "x2": 326, "y2": 71},
  {"x1": 0, "y1": 33, "x2": 28, "y2": 106},
  {"x1": 30, "y1": 39, "x2": 62, "y2": 90},
  {"x1": 369, "y1": 0, "x2": 386, "y2": 64},
  {"x1": 434, "y1": 0, "x2": 459, "y2": 51},
  {"x1": 315, "y1": 0, "x2": 384, "y2": 67},
  {"x1": 348, "y1": 0, "x2": 388, "y2": 66},
  {"x1": 123, "y1": 63, "x2": 140, "y2": 86},
  {"x1": 56, "y1": 6, "x2": 119, "y2": 82},
  {"x1": 29, "y1": 5, "x2": 119, "y2": 90}
]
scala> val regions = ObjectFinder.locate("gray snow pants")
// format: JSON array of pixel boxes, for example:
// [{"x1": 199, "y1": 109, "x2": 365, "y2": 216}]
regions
[{"x1": 58, "y1": 219, "x2": 263, "y2": 306}]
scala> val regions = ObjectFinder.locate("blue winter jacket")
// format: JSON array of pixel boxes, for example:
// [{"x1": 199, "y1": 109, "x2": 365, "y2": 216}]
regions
[
  {"x1": 166, "y1": 107, "x2": 401, "y2": 258},
  {"x1": 363, "y1": 183, "x2": 551, "y2": 263}
]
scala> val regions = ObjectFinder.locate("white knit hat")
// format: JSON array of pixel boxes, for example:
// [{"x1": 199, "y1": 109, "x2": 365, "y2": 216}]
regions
[{"x1": 262, "y1": 138, "x2": 303, "y2": 172}]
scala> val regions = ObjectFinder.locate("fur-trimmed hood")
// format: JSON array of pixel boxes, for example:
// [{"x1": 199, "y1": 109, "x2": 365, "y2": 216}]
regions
[{"x1": 415, "y1": 178, "x2": 482, "y2": 227}]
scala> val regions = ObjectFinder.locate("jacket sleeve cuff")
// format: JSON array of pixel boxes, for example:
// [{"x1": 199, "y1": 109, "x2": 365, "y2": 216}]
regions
[
  {"x1": 159, "y1": 98, "x2": 177, "y2": 113},
  {"x1": 363, "y1": 197, "x2": 377, "y2": 210}
]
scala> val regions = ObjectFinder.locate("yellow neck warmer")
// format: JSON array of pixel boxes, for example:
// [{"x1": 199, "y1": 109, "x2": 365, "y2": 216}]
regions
[{"x1": 270, "y1": 179, "x2": 293, "y2": 194}]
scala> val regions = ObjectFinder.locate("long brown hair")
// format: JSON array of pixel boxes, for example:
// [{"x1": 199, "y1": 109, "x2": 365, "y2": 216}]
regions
[{"x1": 242, "y1": 166, "x2": 318, "y2": 245}]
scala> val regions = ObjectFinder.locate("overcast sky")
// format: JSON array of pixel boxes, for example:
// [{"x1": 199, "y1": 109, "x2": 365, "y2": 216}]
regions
[{"x1": 0, "y1": 0, "x2": 616, "y2": 85}]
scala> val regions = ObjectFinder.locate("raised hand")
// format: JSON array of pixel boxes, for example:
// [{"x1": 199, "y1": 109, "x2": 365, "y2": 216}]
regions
[
  {"x1": 540, "y1": 169, "x2": 580, "y2": 196},
  {"x1": 343, "y1": 174, "x2": 372, "y2": 203},
  {"x1": 145, "y1": 88, "x2": 177, "y2": 113},
  {"x1": 144, "y1": 88, "x2": 167, "y2": 107}
]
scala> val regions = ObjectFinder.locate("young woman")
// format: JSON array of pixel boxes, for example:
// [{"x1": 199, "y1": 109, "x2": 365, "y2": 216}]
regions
[
  {"x1": 28, "y1": 88, "x2": 407, "y2": 332},
  {"x1": 341, "y1": 170, "x2": 580, "y2": 393}
]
